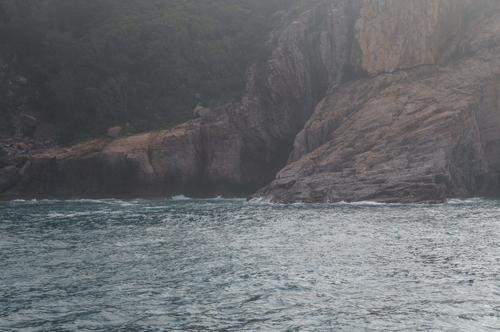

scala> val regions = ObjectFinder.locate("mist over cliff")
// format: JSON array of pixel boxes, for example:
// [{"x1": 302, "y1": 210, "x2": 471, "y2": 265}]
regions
[{"x1": 2, "y1": 0, "x2": 500, "y2": 203}]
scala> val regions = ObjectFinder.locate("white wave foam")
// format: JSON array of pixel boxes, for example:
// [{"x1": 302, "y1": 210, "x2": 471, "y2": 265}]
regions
[
  {"x1": 47, "y1": 212, "x2": 66, "y2": 218},
  {"x1": 118, "y1": 202, "x2": 137, "y2": 207},
  {"x1": 347, "y1": 201, "x2": 391, "y2": 206},
  {"x1": 47, "y1": 211, "x2": 111, "y2": 218},
  {"x1": 248, "y1": 198, "x2": 401, "y2": 206},
  {"x1": 172, "y1": 195, "x2": 190, "y2": 200},
  {"x1": 447, "y1": 198, "x2": 484, "y2": 204},
  {"x1": 331, "y1": 200, "x2": 403, "y2": 206},
  {"x1": 210, "y1": 197, "x2": 246, "y2": 201},
  {"x1": 247, "y1": 197, "x2": 272, "y2": 204},
  {"x1": 8, "y1": 198, "x2": 50, "y2": 204}
]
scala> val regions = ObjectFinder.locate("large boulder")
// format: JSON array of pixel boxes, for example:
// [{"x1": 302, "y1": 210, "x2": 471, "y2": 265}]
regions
[{"x1": 107, "y1": 127, "x2": 122, "y2": 138}]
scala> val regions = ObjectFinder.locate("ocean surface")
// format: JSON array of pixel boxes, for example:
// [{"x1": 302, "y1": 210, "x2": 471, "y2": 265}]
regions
[{"x1": 1, "y1": 197, "x2": 499, "y2": 331}]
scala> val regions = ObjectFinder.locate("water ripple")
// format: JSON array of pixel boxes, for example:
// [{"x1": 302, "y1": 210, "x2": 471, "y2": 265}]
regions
[{"x1": 1, "y1": 199, "x2": 499, "y2": 331}]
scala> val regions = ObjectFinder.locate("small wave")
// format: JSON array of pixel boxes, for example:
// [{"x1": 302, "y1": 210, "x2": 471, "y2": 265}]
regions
[
  {"x1": 73, "y1": 198, "x2": 124, "y2": 204},
  {"x1": 447, "y1": 198, "x2": 484, "y2": 204},
  {"x1": 248, "y1": 198, "x2": 402, "y2": 206},
  {"x1": 247, "y1": 197, "x2": 273, "y2": 204},
  {"x1": 47, "y1": 211, "x2": 110, "y2": 218},
  {"x1": 7, "y1": 198, "x2": 56, "y2": 204},
  {"x1": 10, "y1": 198, "x2": 121, "y2": 204},
  {"x1": 210, "y1": 196, "x2": 246, "y2": 201},
  {"x1": 348, "y1": 201, "x2": 392, "y2": 206},
  {"x1": 47, "y1": 212, "x2": 67, "y2": 218},
  {"x1": 172, "y1": 195, "x2": 190, "y2": 200},
  {"x1": 334, "y1": 200, "x2": 398, "y2": 206},
  {"x1": 70, "y1": 199, "x2": 145, "y2": 207},
  {"x1": 118, "y1": 202, "x2": 138, "y2": 207}
]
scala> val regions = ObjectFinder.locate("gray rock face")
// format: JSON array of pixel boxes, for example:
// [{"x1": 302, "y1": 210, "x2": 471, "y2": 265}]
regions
[
  {"x1": 20, "y1": 114, "x2": 38, "y2": 128},
  {"x1": 0, "y1": 166, "x2": 20, "y2": 193},
  {"x1": 193, "y1": 105, "x2": 213, "y2": 118},
  {"x1": 107, "y1": 127, "x2": 122, "y2": 138},
  {"x1": 15, "y1": 75, "x2": 27, "y2": 85},
  {"x1": 252, "y1": 0, "x2": 364, "y2": 141},
  {"x1": 12, "y1": 0, "x2": 500, "y2": 203}
]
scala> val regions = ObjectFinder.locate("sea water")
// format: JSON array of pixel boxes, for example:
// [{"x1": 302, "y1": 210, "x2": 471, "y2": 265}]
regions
[{"x1": 1, "y1": 198, "x2": 499, "y2": 331}]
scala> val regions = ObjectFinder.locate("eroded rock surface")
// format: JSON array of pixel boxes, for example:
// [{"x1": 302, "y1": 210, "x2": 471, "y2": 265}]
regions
[
  {"x1": 258, "y1": 5, "x2": 500, "y2": 203},
  {"x1": 259, "y1": 62, "x2": 500, "y2": 203}
]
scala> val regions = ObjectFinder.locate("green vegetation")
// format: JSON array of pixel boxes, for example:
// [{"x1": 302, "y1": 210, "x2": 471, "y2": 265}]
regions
[{"x1": 0, "y1": 0, "x2": 314, "y2": 143}]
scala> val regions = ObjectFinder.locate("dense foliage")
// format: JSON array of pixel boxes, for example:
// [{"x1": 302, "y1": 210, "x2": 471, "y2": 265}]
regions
[{"x1": 0, "y1": 0, "x2": 310, "y2": 143}]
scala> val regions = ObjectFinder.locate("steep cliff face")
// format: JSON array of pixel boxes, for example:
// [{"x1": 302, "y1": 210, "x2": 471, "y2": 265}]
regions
[
  {"x1": 5, "y1": 0, "x2": 500, "y2": 202},
  {"x1": 259, "y1": 2, "x2": 500, "y2": 203},
  {"x1": 350, "y1": 0, "x2": 473, "y2": 74},
  {"x1": 251, "y1": 0, "x2": 364, "y2": 141}
]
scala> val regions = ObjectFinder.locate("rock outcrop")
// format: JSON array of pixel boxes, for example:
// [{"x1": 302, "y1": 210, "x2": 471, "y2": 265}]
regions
[
  {"x1": 257, "y1": 0, "x2": 500, "y2": 203},
  {"x1": 4, "y1": 0, "x2": 500, "y2": 203},
  {"x1": 259, "y1": 58, "x2": 500, "y2": 203}
]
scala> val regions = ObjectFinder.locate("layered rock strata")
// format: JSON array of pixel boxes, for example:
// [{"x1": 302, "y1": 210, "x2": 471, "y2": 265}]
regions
[
  {"x1": 257, "y1": 0, "x2": 500, "y2": 203},
  {"x1": 259, "y1": 54, "x2": 500, "y2": 203}
]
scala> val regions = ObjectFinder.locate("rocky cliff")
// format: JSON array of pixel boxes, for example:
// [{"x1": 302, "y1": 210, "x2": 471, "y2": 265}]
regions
[
  {"x1": 350, "y1": 0, "x2": 473, "y2": 75},
  {"x1": 3, "y1": 0, "x2": 500, "y2": 202},
  {"x1": 258, "y1": 0, "x2": 500, "y2": 203}
]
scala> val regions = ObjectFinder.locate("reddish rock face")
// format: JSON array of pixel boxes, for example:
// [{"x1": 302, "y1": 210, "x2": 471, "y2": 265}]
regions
[
  {"x1": 351, "y1": 0, "x2": 473, "y2": 75},
  {"x1": 9, "y1": 0, "x2": 500, "y2": 202},
  {"x1": 256, "y1": 1, "x2": 500, "y2": 203},
  {"x1": 259, "y1": 56, "x2": 500, "y2": 203}
]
